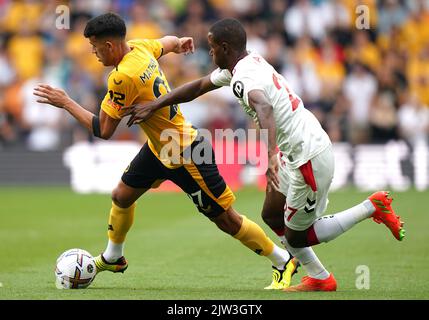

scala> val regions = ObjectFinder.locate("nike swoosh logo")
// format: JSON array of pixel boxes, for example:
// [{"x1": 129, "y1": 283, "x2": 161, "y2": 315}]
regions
[{"x1": 113, "y1": 79, "x2": 122, "y2": 85}]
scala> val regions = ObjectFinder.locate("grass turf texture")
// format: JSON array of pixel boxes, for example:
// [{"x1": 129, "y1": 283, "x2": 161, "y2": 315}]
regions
[{"x1": 0, "y1": 186, "x2": 427, "y2": 300}]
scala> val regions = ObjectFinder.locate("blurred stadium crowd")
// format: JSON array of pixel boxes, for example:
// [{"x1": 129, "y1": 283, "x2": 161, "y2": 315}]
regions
[{"x1": 1, "y1": 0, "x2": 429, "y2": 152}]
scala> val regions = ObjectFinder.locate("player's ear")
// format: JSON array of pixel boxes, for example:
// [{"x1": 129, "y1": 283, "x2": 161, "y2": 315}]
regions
[
  {"x1": 105, "y1": 39, "x2": 118, "y2": 51},
  {"x1": 105, "y1": 40, "x2": 114, "y2": 51},
  {"x1": 221, "y1": 42, "x2": 228, "y2": 53}
]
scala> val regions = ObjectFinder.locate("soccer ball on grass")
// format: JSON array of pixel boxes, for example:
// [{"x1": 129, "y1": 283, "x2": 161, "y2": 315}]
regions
[{"x1": 55, "y1": 248, "x2": 96, "y2": 289}]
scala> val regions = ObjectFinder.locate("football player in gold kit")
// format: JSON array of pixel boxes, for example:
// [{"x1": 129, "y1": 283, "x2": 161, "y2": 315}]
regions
[{"x1": 33, "y1": 13, "x2": 298, "y2": 289}]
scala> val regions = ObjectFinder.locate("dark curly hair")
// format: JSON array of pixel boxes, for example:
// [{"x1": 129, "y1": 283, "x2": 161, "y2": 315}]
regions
[
  {"x1": 84, "y1": 12, "x2": 126, "y2": 39},
  {"x1": 209, "y1": 18, "x2": 247, "y2": 52}
]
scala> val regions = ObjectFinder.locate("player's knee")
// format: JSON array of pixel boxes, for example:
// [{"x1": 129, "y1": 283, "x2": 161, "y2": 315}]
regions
[
  {"x1": 261, "y1": 190, "x2": 286, "y2": 230},
  {"x1": 285, "y1": 231, "x2": 307, "y2": 248},
  {"x1": 261, "y1": 209, "x2": 278, "y2": 228},
  {"x1": 261, "y1": 209, "x2": 271, "y2": 225},
  {"x1": 261, "y1": 209, "x2": 286, "y2": 234},
  {"x1": 111, "y1": 188, "x2": 134, "y2": 208}
]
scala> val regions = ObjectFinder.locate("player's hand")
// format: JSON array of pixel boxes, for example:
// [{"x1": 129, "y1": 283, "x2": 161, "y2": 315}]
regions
[
  {"x1": 177, "y1": 37, "x2": 195, "y2": 55},
  {"x1": 33, "y1": 84, "x2": 70, "y2": 108},
  {"x1": 266, "y1": 153, "x2": 280, "y2": 192},
  {"x1": 122, "y1": 102, "x2": 157, "y2": 126}
]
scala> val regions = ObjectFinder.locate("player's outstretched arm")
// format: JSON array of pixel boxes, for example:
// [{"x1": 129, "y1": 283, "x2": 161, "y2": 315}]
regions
[
  {"x1": 124, "y1": 74, "x2": 217, "y2": 126},
  {"x1": 33, "y1": 84, "x2": 120, "y2": 140},
  {"x1": 159, "y1": 36, "x2": 194, "y2": 56},
  {"x1": 248, "y1": 89, "x2": 279, "y2": 190}
]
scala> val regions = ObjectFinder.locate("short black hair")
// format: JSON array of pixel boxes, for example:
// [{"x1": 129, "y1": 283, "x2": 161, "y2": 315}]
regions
[
  {"x1": 83, "y1": 12, "x2": 126, "y2": 39},
  {"x1": 209, "y1": 18, "x2": 247, "y2": 52}
]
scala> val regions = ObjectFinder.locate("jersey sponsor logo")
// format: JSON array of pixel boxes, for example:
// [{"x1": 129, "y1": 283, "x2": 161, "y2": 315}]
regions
[
  {"x1": 108, "y1": 90, "x2": 126, "y2": 109},
  {"x1": 107, "y1": 99, "x2": 123, "y2": 111},
  {"x1": 232, "y1": 81, "x2": 244, "y2": 99},
  {"x1": 140, "y1": 58, "x2": 157, "y2": 84}
]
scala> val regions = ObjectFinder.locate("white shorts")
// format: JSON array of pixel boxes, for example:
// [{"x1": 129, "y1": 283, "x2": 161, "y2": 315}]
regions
[{"x1": 277, "y1": 146, "x2": 334, "y2": 231}]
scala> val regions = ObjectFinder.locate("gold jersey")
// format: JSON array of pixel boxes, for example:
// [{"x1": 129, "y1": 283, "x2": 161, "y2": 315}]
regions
[{"x1": 101, "y1": 39, "x2": 198, "y2": 168}]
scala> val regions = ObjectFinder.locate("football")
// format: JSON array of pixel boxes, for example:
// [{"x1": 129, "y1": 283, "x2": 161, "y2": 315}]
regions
[{"x1": 55, "y1": 248, "x2": 96, "y2": 289}]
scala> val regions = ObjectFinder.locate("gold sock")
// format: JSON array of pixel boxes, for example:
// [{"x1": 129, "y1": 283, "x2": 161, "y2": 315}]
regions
[
  {"x1": 233, "y1": 215, "x2": 274, "y2": 256},
  {"x1": 107, "y1": 202, "x2": 136, "y2": 243}
]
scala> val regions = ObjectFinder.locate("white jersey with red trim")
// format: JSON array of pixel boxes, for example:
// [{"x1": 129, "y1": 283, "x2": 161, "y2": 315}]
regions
[{"x1": 210, "y1": 52, "x2": 331, "y2": 168}]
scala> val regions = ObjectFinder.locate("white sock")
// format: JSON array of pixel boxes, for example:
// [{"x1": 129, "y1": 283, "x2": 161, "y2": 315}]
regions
[
  {"x1": 103, "y1": 240, "x2": 124, "y2": 262},
  {"x1": 313, "y1": 200, "x2": 375, "y2": 243},
  {"x1": 283, "y1": 238, "x2": 329, "y2": 280},
  {"x1": 266, "y1": 245, "x2": 291, "y2": 270}
]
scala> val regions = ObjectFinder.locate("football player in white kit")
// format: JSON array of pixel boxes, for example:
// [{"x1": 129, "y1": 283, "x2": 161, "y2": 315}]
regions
[{"x1": 125, "y1": 18, "x2": 405, "y2": 292}]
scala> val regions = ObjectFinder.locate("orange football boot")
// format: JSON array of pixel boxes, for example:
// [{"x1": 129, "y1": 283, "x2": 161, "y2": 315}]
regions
[
  {"x1": 283, "y1": 273, "x2": 337, "y2": 292},
  {"x1": 368, "y1": 191, "x2": 405, "y2": 241}
]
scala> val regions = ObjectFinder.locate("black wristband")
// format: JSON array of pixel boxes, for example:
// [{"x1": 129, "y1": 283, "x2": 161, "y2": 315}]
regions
[{"x1": 92, "y1": 115, "x2": 102, "y2": 138}]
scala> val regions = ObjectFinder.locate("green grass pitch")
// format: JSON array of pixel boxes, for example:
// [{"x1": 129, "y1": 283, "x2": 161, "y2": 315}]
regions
[{"x1": 0, "y1": 186, "x2": 428, "y2": 300}]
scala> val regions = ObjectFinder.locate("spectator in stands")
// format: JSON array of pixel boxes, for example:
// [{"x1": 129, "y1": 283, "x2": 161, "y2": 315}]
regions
[
  {"x1": 369, "y1": 91, "x2": 399, "y2": 143},
  {"x1": 399, "y1": 1, "x2": 429, "y2": 58},
  {"x1": 315, "y1": 34, "x2": 346, "y2": 113},
  {"x1": 282, "y1": 44, "x2": 321, "y2": 108},
  {"x1": 378, "y1": 0, "x2": 408, "y2": 36},
  {"x1": 347, "y1": 30, "x2": 381, "y2": 73},
  {"x1": 284, "y1": 0, "x2": 330, "y2": 43},
  {"x1": 0, "y1": 0, "x2": 42, "y2": 34},
  {"x1": 21, "y1": 74, "x2": 63, "y2": 151},
  {"x1": 127, "y1": 2, "x2": 163, "y2": 40},
  {"x1": 343, "y1": 63, "x2": 378, "y2": 144},
  {"x1": 398, "y1": 93, "x2": 429, "y2": 146},
  {"x1": 407, "y1": 45, "x2": 429, "y2": 106},
  {"x1": 7, "y1": 23, "x2": 43, "y2": 81}
]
